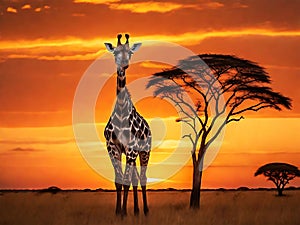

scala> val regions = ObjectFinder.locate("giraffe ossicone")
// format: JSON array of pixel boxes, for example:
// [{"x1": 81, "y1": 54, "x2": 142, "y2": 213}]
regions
[
  {"x1": 104, "y1": 34, "x2": 151, "y2": 216},
  {"x1": 104, "y1": 34, "x2": 141, "y2": 72}
]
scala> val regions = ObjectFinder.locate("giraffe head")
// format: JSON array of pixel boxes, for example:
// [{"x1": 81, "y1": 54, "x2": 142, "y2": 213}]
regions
[{"x1": 105, "y1": 34, "x2": 142, "y2": 73}]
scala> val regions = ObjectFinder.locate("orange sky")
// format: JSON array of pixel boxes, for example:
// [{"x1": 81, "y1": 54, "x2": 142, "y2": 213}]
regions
[{"x1": 0, "y1": 0, "x2": 300, "y2": 189}]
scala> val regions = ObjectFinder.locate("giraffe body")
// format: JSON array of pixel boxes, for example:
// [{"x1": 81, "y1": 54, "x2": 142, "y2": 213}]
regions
[
  {"x1": 104, "y1": 85, "x2": 151, "y2": 185},
  {"x1": 103, "y1": 34, "x2": 151, "y2": 216}
]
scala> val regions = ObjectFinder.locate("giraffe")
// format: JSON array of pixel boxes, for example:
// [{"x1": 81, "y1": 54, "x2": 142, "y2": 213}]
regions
[{"x1": 104, "y1": 34, "x2": 151, "y2": 216}]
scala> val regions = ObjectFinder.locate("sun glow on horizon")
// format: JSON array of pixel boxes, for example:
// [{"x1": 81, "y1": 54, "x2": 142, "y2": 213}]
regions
[{"x1": 1, "y1": 118, "x2": 300, "y2": 189}]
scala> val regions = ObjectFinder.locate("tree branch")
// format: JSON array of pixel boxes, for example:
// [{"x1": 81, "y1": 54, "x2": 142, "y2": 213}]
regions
[
  {"x1": 170, "y1": 78, "x2": 206, "y2": 127},
  {"x1": 182, "y1": 134, "x2": 196, "y2": 152},
  {"x1": 227, "y1": 116, "x2": 244, "y2": 124},
  {"x1": 232, "y1": 102, "x2": 272, "y2": 115}
]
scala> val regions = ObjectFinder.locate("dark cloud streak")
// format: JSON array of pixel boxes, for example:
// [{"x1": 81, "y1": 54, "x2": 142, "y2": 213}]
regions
[
  {"x1": 1, "y1": 139, "x2": 74, "y2": 145},
  {"x1": 10, "y1": 147, "x2": 40, "y2": 152}
]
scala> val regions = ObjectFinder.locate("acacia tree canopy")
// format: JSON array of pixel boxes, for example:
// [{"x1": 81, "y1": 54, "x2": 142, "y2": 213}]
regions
[
  {"x1": 147, "y1": 54, "x2": 292, "y2": 155},
  {"x1": 255, "y1": 162, "x2": 300, "y2": 196}
]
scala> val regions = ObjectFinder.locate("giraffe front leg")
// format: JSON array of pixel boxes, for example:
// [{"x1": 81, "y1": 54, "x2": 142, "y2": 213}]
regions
[
  {"x1": 115, "y1": 182, "x2": 122, "y2": 215},
  {"x1": 112, "y1": 159, "x2": 123, "y2": 215},
  {"x1": 132, "y1": 163, "x2": 140, "y2": 216},
  {"x1": 122, "y1": 158, "x2": 135, "y2": 217},
  {"x1": 122, "y1": 184, "x2": 130, "y2": 217},
  {"x1": 109, "y1": 151, "x2": 123, "y2": 216}
]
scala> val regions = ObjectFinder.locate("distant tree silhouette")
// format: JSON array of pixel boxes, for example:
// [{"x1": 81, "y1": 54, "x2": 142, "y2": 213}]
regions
[
  {"x1": 255, "y1": 162, "x2": 300, "y2": 196},
  {"x1": 40, "y1": 186, "x2": 61, "y2": 194},
  {"x1": 147, "y1": 54, "x2": 292, "y2": 209}
]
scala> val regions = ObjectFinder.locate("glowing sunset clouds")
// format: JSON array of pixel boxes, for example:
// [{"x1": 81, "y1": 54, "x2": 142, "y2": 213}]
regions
[{"x1": 0, "y1": 0, "x2": 299, "y2": 189}]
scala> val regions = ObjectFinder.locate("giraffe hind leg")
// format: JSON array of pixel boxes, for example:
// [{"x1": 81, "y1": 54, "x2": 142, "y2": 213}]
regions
[
  {"x1": 140, "y1": 166, "x2": 149, "y2": 216},
  {"x1": 139, "y1": 151, "x2": 150, "y2": 215}
]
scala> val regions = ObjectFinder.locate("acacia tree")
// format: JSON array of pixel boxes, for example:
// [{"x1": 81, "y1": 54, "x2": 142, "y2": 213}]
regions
[
  {"x1": 146, "y1": 54, "x2": 292, "y2": 209},
  {"x1": 255, "y1": 162, "x2": 300, "y2": 196}
]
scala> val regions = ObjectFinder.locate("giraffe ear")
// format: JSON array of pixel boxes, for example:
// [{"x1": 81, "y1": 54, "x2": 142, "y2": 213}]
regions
[
  {"x1": 104, "y1": 43, "x2": 115, "y2": 52},
  {"x1": 130, "y1": 43, "x2": 142, "y2": 53}
]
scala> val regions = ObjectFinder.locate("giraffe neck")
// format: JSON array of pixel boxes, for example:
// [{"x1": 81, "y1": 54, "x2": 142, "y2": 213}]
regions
[
  {"x1": 116, "y1": 69, "x2": 126, "y2": 95},
  {"x1": 115, "y1": 69, "x2": 133, "y2": 115}
]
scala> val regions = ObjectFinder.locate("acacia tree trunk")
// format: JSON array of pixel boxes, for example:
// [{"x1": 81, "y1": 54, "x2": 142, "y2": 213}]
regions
[
  {"x1": 276, "y1": 185, "x2": 284, "y2": 196},
  {"x1": 274, "y1": 181, "x2": 285, "y2": 196},
  {"x1": 190, "y1": 152, "x2": 204, "y2": 209},
  {"x1": 190, "y1": 161, "x2": 203, "y2": 208}
]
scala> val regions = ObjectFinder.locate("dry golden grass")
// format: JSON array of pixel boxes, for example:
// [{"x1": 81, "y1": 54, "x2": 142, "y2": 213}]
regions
[{"x1": 0, "y1": 190, "x2": 299, "y2": 225}]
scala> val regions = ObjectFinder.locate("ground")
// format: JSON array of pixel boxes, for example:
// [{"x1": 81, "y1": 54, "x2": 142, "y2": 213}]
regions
[{"x1": 0, "y1": 190, "x2": 299, "y2": 225}]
